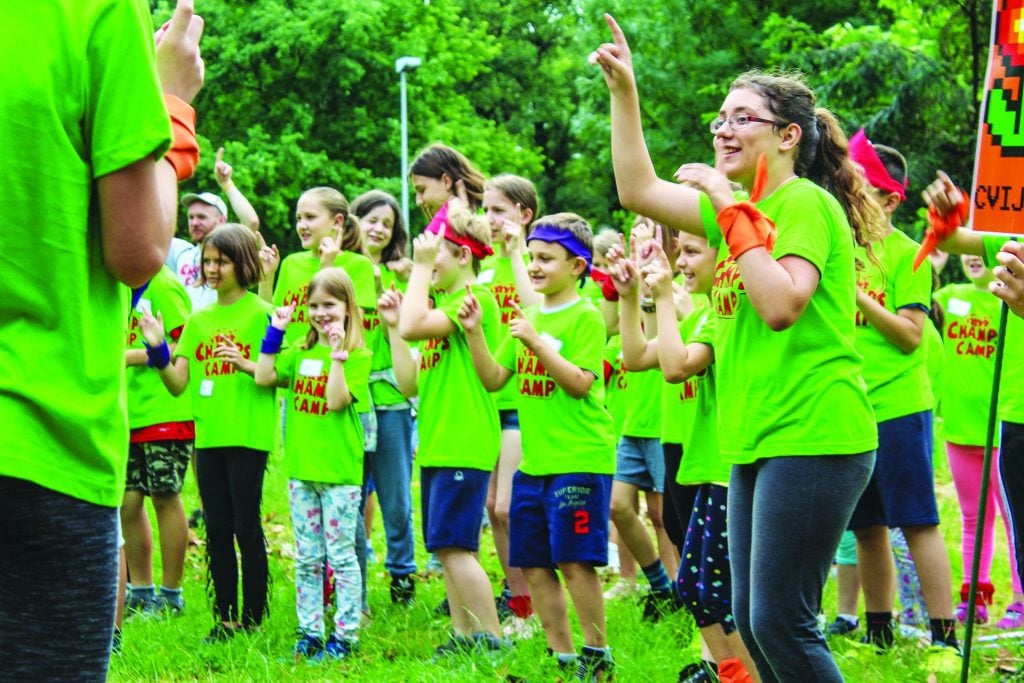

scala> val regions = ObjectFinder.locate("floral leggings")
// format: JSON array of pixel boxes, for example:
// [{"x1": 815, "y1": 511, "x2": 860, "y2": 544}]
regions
[{"x1": 289, "y1": 480, "x2": 361, "y2": 641}]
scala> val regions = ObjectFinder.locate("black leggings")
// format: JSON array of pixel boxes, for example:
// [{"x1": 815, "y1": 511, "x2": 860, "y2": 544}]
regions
[
  {"x1": 1000, "y1": 422, "x2": 1024, "y2": 591},
  {"x1": 662, "y1": 442, "x2": 699, "y2": 551},
  {"x1": 0, "y1": 477, "x2": 117, "y2": 681},
  {"x1": 196, "y1": 447, "x2": 269, "y2": 626}
]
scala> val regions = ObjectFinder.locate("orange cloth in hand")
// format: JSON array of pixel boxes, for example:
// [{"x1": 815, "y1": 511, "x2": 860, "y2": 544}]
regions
[
  {"x1": 162, "y1": 94, "x2": 199, "y2": 181},
  {"x1": 717, "y1": 153, "x2": 776, "y2": 259},
  {"x1": 913, "y1": 192, "x2": 969, "y2": 271}
]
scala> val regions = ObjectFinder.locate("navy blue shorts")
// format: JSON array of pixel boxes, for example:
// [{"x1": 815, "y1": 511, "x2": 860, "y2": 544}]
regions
[
  {"x1": 421, "y1": 466, "x2": 490, "y2": 552},
  {"x1": 508, "y1": 471, "x2": 611, "y2": 568},
  {"x1": 848, "y1": 410, "x2": 940, "y2": 530},
  {"x1": 499, "y1": 409, "x2": 520, "y2": 431}
]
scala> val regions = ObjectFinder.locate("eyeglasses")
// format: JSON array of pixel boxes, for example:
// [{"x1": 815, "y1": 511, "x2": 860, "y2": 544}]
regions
[{"x1": 709, "y1": 114, "x2": 786, "y2": 134}]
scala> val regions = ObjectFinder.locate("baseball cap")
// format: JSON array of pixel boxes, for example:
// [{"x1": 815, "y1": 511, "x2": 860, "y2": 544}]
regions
[{"x1": 181, "y1": 192, "x2": 227, "y2": 216}]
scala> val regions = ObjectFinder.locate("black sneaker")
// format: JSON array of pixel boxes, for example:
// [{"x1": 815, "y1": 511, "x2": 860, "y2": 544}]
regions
[
  {"x1": 826, "y1": 616, "x2": 858, "y2": 636},
  {"x1": 431, "y1": 633, "x2": 474, "y2": 661},
  {"x1": 678, "y1": 661, "x2": 716, "y2": 683},
  {"x1": 641, "y1": 589, "x2": 678, "y2": 622},
  {"x1": 434, "y1": 597, "x2": 450, "y2": 616},
  {"x1": 390, "y1": 573, "x2": 416, "y2": 605},
  {"x1": 576, "y1": 645, "x2": 614, "y2": 682},
  {"x1": 202, "y1": 624, "x2": 237, "y2": 644}
]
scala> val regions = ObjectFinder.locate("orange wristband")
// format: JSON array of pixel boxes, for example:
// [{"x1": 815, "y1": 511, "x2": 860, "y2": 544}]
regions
[
  {"x1": 717, "y1": 201, "x2": 777, "y2": 259},
  {"x1": 162, "y1": 94, "x2": 199, "y2": 181}
]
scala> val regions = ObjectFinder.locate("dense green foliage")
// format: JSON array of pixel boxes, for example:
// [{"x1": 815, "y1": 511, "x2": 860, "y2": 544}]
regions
[{"x1": 158, "y1": 0, "x2": 991, "y2": 265}]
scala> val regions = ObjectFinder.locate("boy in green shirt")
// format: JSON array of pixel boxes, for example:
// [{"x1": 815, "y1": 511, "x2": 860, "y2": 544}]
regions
[{"x1": 460, "y1": 213, "x2": 616, "y2": 681}]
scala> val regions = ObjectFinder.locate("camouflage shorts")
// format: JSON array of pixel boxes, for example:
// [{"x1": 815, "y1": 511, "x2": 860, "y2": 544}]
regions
[{"x1": 126, "y1": 440, "x2": 193, "y2": 495}]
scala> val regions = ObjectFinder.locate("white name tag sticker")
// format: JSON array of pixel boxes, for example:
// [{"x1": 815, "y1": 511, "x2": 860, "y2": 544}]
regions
[
  {"x1": 476, "y1": 269, "x2": 496, "y2": 285},
  {"x1": 947, "y1": 297, "x2": 971, "y2": 317},
  {"x1": 299, "y1": 359, "x2": 324, "y2": 377},
  {"x1": 199, "y1": 379, "x2": 214, "y2": 397},
  {"x1": 136, "y1": 298, "x2": 152, "y2": 316},
  {"x1": 540, "y1": 332, "x2": 563, "y2": 354}
]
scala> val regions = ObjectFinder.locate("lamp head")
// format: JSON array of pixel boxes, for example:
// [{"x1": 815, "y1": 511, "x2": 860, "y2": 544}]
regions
[{"x1": 395, "y1": 56, "x2": 422, "y2": 74}]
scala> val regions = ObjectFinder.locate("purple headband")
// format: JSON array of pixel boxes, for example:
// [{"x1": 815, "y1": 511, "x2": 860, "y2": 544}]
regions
[{"x1": 527, "y1": 224, "x2": 593, "y2": 276}]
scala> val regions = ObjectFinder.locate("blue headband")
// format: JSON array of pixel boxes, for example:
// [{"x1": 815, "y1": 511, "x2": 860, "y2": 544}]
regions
[{"x1": 527, "y1": 224, "x2": 593, "y2": 276}]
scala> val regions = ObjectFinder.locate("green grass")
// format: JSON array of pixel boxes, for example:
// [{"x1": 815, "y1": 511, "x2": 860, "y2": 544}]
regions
[{"x1": 110, "y1": 433, "x2": 1022, "y2": 681}]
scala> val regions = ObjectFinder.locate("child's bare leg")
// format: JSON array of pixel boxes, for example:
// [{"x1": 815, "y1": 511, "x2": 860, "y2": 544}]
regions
[
  {"x1": 560, "y1": 561, "x2": 607, "y2": 647},
  {"x1": 152, "y1": 492, "x2": 188, "y2": 589},
  {"x1": 644, "y1": 491, "x2": 678, "y2": 578},
  {"x1": 120, "y1": 491, "x2": 153, "y2": 586},
  {"x1": 701, "y1": 623, "x2": 760, "y2": 682},
  {"x1": 438, "y1": 548, "x2": 501, "y2": 636},
  {"x1": 610, "y1": 481, "x2": 658, "y2": 567},
  {"x1": 523, "y1": 567, "x2": 574, "y2": 652},
  {"x1": 488, "y1": 431, "x2": 530, "y2": 598}
]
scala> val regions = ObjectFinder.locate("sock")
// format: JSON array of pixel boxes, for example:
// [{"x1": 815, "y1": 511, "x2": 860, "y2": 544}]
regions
[
  {"x1": 641, "y1": 560, "x2": 671, "y2": 595},
  {"x1": 129, "y1": 584, "x2": 155, "y2": 599},
  {"x1": 508, "y1": 594, "x2": 533, "y2": 618},
  {"x1": 160, "y1": 586, "x2": 184, "y2": 608},
  {"x1": 930, "y1": 618, "x2": 959, "y2": 647},
  {"x1": 865, "y1": 611, "x2": 894, "y2": 647},
  {"x1": 547, "y1": 649, "x2": 577, "y2": 665},
  {"x1": 837, "y1": 613, "x2": 859, "y2": 626}
]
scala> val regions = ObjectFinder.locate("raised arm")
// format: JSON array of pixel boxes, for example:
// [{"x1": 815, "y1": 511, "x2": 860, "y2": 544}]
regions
[
  {"x1": 508, "y1": 302, "x2": 593, "y2": 399},
  {"x1": 590, "y1": 13, "x2": 704, "y2": 235},
  {"x1": 324, "y1": 323, "x2": 354, "y2": 412},
  {"x1": 254, "y1": 304, "x2": 293, "y2": 387},
  {"x1": 139, "y1": 310, "x2": 190, "y2": 396},
  {"x1": 458, "y1": 285, "x2": 513, "y2": 392},
  {"x1": 215, "y1": 146, "x2": 260, "y2": 232},
  {"x1": 399, "y1": 230, "x2": 458, "y2": 341},
  {"x1": 922, "y1": 171, "x2": 984, "y2": 257},
  {"x1": 378, "y1": 286, "x2": 419, "y2": 398},
  {"x1": 503, "y1": 219, "x2": 542, "y2": 308}
]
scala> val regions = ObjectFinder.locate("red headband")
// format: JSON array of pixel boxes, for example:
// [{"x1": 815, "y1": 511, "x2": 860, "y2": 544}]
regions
[
  {"x1": 849, "y1": 128, "x2": 908, "y2": 201},
  {"x1": 424, "y1": 201, "x2": 494, "y2": 259}
]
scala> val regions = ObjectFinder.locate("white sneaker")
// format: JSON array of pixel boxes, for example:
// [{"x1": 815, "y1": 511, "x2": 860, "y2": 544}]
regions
[
  {"x1": 598, "y1": 543, "x2": 620, "y2": 576},
  {"x1": 502, "y1": 614, "x2": 541, "y2": 640},
  {"x1": 603, "y1": 579, "x2": 639, "y2": 600}
]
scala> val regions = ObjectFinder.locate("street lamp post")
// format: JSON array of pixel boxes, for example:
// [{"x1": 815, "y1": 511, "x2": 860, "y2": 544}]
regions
[{"x1": 395, "y1": 56, "x2": 422, "y2": 232}]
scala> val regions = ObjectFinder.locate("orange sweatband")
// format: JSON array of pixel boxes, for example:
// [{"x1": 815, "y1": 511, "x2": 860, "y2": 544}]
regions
[
  {"x1": 162, "y1": 94, "x2": 199, "y2": 182},
  {"x1": 912, "y1": 191, "x2": 970, "y2": 271},
  {"x1": 717, "y1": 201, "x2": 777, "y2": 259}
]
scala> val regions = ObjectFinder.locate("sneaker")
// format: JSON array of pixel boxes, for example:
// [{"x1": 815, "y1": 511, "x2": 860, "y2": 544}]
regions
[
  {"x1": 472, "y1": 631, "x2": 513, "y2": 656},
  {"x1": 502, "y1": 614, "x2": 541, "y2": 640},
  {"x1": 678, "y1": 661, "x2": 716, "y2": 683},
  {"x1": 547, "y1": 647, "x2": 578, "y2": 672},
  {"x1": 294, "y1": 633, "x2": 325, "y2": 661},
  {"x1": 576, "y1": 645, "x2": 614, "y2": 682},
  {"x1": 641, "y1": 589, "x2": 678, "y2": 622},
  {"x1": 390, "y1": 573, "x2": 416, "y2": 605},
  {"x1": 826, "y1": 616, "x2": 859, "y2": 636},
  {"x1": 151, "y1": 593, "x2": 184, "y2": 615},
  {"x1": 956, "y1": 599, "x2": 990, "y2": 625},
  {"x1": 603, "y1": 579, "x2": 639, "y2": 601},
  {"x1": 125, "y1": 587, "x2": 156, "y2": 613},
  {"x1": 998, "y1": 602, "x2": 1024, "y2": 630},
  {"x1": 202, "y1": 624, "x2": 237, "y2": 644},
  {"x1": 431, "y1": 633, "x2": 474, "y2": 661},
  {"x1": 324, "y1": 634, "x2": 357, "y2": 659}
]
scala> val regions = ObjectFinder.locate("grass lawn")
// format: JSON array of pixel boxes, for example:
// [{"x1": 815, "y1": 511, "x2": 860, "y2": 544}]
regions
[{"x1": 110, "y1": 431, "x2": 1022, "y2": 681}]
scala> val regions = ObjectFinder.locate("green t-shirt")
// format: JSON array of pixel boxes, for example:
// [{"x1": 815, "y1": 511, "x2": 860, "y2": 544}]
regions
[
  {"x1": 174, "y1": 293, "x2": 276, "y2": 451},
  {"x1": 853, "y1": 229, "x2": 933, "y2": 421},
  {"x1": 700, "y1": 179, "x2": 878, "y2": 464},
  {"x1": 477, "y1": 254, "x2": 529, "y2": 411},
  {"x1": 496, "y1": 298, "x2": 616, "y2": 475},
  {"x1": 935, "y1": 281, "x2": 1002, "y2": 443},
  {"x1": 416, "y1": 285, "x2": 501, "y2": 470},
  {"x1": 923, "y1": 321, "x2": 944, "y2": 413},
  {"x1": 601, "y1": 335, "x2": 661, "y2": 438},
  {"x1": 660, "y1": 307, "x2": 711, "y2": 445},
  {"x1": 127, "y1": 267, "x2": 193, "y2": 429},
  {"x1": 677, "y1": 311, "x2": 728, "y2": 485},
  {"x1": 273, "y1": 250, "x2": 378, "y2": 345},
  {"x1": 604, "y1": 335, "x2": 627, "y2": 437},
  {"x1": 0, "y1": 1, "x2": 171, "y2": 507},
  {"x1": 363, "y1": 266, "x2": 409, "y2": 409},
  {"x1": 983, "y1": 237, "x2": 1024, "y2": 424},
  {"x1": 276, "y1": 344, "x2": 371, "y2": 484}
]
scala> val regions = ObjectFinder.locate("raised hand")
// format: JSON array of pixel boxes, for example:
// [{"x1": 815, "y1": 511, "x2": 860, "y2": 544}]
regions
[
  {"x1": 256, "y1": 232, "x2": 280, "y2": 275},
  {"x1": 457, "y1": 284, "x2": 483, "y2": 333},
  {"x1": 609, "y1": 258, "x2": 640, "y2": 298},
  {"x1": 139, "y1": 310, "x2": 167, "y2": 347},
  {"x1": 588, "y1": 14, "x2": 636, "y2": 94},
  {"x1": 508, "y1": 301, "x2": 538, "y2": 346},
  {"x1": 412, "y1": 229, "x2": 444, "y2": 267},
  {"x1": 270, "y1": 303, "x2": 295, "y2": 330},
  {"x1": 319, "y1": 226, "x2": 344, "y2": 267},
  {"x1": 921, "y1": 170, "x2": 966, "y2": 219},
  {"x1": 641, "y1": 252, "x2": 674, "y2": 299},
  {"x1": 214, "y1": 335, "x2": 246, "y2": 369},
  {"x1": 155, "y1": 0, "x2": 205, "y2": 103},
  {"x1": 378, "y1": 285, "x2": 404, "y2": 328},
  {"x1": 674, "y1": 163, "x2": 734, "y2": 209},
  {"x1": 502, "y1": 219, "x2": 524, "y2": 254},
  {"x1": 214, "y1": 146, "x2": 233, "y2": 188},
  {"x1": 325, "y1": 322, "x2": 346, "y2": 351}
]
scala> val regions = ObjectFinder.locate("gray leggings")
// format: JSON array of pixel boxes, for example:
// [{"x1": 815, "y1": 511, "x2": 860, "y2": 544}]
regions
[
  {"x1": 0, "y1": 476, "x2": 118, "y2": 682},
  {"x1": 728, "y1": 453, "x2": 874, "y2": 683}
]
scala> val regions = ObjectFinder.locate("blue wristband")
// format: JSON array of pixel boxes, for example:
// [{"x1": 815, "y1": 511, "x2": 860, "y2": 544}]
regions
[
  {"x1": 261, "y1": 325, "x2": 285, "y2": 354},
  {"x1": 144, "y1": 340, "x2": 171, "y2": 369}
]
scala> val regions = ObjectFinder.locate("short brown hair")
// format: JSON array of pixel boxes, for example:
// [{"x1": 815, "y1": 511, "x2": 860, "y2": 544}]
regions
[{"x1": 201, "y1": 224, "x2": 263, "y2": 289}]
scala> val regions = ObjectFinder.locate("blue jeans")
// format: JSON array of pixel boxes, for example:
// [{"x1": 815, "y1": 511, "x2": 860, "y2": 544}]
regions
[
  {"x1": 365, "y1": 408, "x2": 416, "y2": 577},
  {"x1": 729, "y1": 453, "x2": 874, "y2": 683}
]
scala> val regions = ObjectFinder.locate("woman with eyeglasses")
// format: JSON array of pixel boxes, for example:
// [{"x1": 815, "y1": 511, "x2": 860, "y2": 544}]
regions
[{"x1": 591, "y1": 14, "x2": 886, "y2": 682}]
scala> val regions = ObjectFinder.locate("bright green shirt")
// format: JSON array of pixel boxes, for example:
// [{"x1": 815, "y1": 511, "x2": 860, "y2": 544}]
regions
[
  {"x1": 924, "y1": 321, "x2": 944, "y2": 413},
  {"x1": 276, "y1": 344, "x2": 371, "y2": 484},
  {"x1": 935, "y1": 281, "x2": 1002, "y2": 443},
  {"x1": 604, "y1": 335, "x2": 628, "y2": 437},
  {"x1": 853, "y1": 229, "x2": 933, "y2": 421},
  {"x1": 496, "y1": 298, "x2": 616, "y2": 475},
  {"x1": 701, "y1": 179, "x2": 878, "y2": 464},
  {"x1": 478, "y1": 254, "x2": 528, "y2": 411},
  {"x1": 983, "y1": 237, "x2": 1024, "y2": 424},
  {"x1": 416, "y1": 285, "x2": 501, "y2": 470},
  {"x1": 127, "y1": 267, "x2": 193, "y2": 430},
  {"x1": 660, "y1": 307, "x2": 710, "y2": 445},
  {"x1": 174, "y1": 293, "x2": 276, "y2": 451},
  {"x1": 0, "y1": 1, "x2": 171, "y2": 507},
  {"x1": 677, "y1": 310, "x2": 728, "y2": 485},
  {"x1": 273, "y1": 250, "x2": 377, "y2": 345},
  {"x1": 364, "y1": 266, "x2": 409, "y2": 409},
  {"x1": 602, "y1": 335, "x2": 661, "y2": 439}
]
